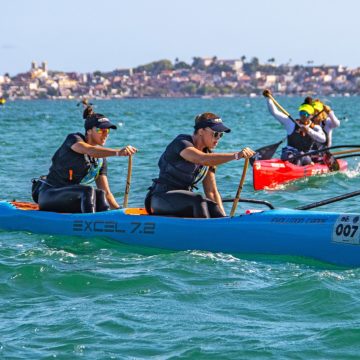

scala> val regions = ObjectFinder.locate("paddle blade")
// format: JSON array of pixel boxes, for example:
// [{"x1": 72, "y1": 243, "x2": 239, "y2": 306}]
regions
[
  {"x1": 250, "y1": 140, "x2": 283, "y2": 165},
  {"x1": 323, "y1": 152, "x2": 340, "y2": 171}
]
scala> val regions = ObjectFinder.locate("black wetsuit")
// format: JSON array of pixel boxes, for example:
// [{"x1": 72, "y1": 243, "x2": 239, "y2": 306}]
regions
[
  {"x1": 38, "y1": 133, "x2": 109, "y2": 213},
  {"x1": 145, "y1": 134, "x2": 224, "y2": 218}
]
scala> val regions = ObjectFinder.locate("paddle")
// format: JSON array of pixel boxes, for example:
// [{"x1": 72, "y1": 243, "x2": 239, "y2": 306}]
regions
[
  {"x1": 122, "y1": 155, "x2": 133, "y2": 208},
  {"x1": 324, "y1": 148, "x2": 360, "y2": 171},
  {"x1": 265, "y1": 92, "x2": 297, "y2": 124},
  {"x1": 223, "y1": 197, "x2": 275, "y2": 209},
  {"x1": 224, "y1": 188, "x2": 360, "y2": 212},
  {"x1": 250, "y1": 139, "x2": 284, "y2": 165},
  {"x1": 230, "y1": 158, "x2": 250, "y2": 217},
  {"x1": 332, "y1": 148, "x2": 360, "y2": 156},
  {"x1": 296, "y1": 190, "x2": 360, "y2": 210},
  {"x1": 335, "y1": 154, "x2": 360, "y2": 160},
  {"x1": 293, "y1": 145, "x2": 360, "y2": 159},
  {"x1": 329, "y1": 148, "x2": 360, "y2": 168},
  {"x1": 292, "y1": 148, "x2": 339, "y2": 171},
  {"x1": 77, "y1": 99, "x2": 93, "y2": 108},
  {"x1": 292, "y1": 146, "x2": 360, "y2": 171}
]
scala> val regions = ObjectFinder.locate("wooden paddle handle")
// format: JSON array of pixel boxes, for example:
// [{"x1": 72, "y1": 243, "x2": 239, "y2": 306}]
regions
[
  {"x1": 230, "y1": 158, "x2": 249, "y2": 217},
  {"x1": 332, "y1": 148, "x2": 360, "y2": 156},
  {"x1": 123, "y1": 155, "x2": 133, "y2": 208},
  {"x1": 267, "y1": 93, "x2": 291, "y2": 118}
]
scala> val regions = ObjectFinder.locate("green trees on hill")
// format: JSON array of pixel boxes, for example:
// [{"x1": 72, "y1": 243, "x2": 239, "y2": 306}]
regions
[{"x1": 134, "y1": 60, "x2": 173, "y2": 74}]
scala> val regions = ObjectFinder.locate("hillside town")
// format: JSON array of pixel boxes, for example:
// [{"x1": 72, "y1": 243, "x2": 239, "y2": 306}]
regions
[{"x1": 0, "y1": 57, "x2": 360, "y2": 100}]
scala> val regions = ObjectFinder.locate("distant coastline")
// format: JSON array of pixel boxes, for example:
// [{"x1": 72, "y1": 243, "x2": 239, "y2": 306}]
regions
[{"x1": 0, "y1": 57, "x2": 359, "y2": 100}]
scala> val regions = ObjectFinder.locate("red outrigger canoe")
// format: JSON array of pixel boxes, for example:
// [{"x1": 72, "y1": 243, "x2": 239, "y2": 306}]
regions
[{"x1": 253, "y1": 159, "x2": 348, "y2": 190}]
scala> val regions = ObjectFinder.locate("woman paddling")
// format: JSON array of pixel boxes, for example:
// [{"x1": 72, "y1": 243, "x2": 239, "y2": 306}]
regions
[
  {"x1": 309, "y1": 99, "x2": 340, "y2": 147},
  {"x1": 263, "y1": 89, "x2": 326, "y2": 165},
  {"x1": 144, "y1": 112, "x2": 255, "y2": 218},
  {"x1": 37, "y1": 105, "x2": 137, "y2": 213}
]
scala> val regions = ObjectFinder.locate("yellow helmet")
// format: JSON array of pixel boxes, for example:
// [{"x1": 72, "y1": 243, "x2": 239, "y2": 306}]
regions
[
  {"x1": 312, "y1": 101, "x2": 324, "y2": 113},
  {"x1": 298, "y1": 104, "x2": 314, "y2": 116}
]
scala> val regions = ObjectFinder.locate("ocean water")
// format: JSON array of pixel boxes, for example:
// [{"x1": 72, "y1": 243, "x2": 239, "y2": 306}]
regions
[{"x1": 1, "y1": 97, "x2": 360, "y2": 359}]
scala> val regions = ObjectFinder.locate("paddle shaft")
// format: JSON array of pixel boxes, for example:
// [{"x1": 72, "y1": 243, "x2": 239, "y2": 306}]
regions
[
  {"x1": 122, "y1": 156, "x2": 133, "y2": 208},
  {"x1": 223, "y1": 197, "x2": 275, "y2": 209},
  {"x1": 296, "y1": 190, "x2": 360, "y2": 210},
  {"x1": 267, "y1": 94, "x2": 297, "y2": 123},
  {"x1": 230, "y1": 158, "x2": 249, "y2": 217},
  {"x1": 294, "y1": 145, "x2": 360, "y2": 159},
  {"x1": 332, "y1": 148, "x2": 360, "y2": 156},
  {"x1": 335, "y1": 154, "x2": 360, "y2": 160},
  {"x1": 294, "y1": 147, "x2": 360, "y2": 172}
]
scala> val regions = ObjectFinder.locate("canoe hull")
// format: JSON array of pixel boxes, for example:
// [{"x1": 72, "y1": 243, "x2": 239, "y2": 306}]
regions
[
  {"x1": 253, "y1": 159, "x2": 348, "y2": 190},
  {"x1": 1, "y1": 201, "x2": 360, "y2": 267}
]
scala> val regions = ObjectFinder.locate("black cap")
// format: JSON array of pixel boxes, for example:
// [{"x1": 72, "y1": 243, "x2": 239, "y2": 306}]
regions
[
  {"x1": 84, "y1": 113, "x2": 117, "y2": 131},
  {"x1": 194, "y1": 113, "x2": 231, "y2": 133}
]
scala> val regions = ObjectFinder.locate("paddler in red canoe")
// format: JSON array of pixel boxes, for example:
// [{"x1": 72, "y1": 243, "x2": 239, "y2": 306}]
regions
[
  {"x1": 263, "y1": 89, "x2": 326, "y2": 165},
  {"x1": 303, "y1": 97, "x2": 341, "y2": 148}
]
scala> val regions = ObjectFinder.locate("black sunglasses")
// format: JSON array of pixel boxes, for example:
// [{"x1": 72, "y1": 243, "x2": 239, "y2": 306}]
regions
[{"x1": 206, "y1": 128, "x2": 224, "y2": 138}]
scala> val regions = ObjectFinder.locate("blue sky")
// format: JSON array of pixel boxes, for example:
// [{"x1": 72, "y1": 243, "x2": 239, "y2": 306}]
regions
[{"x1": 1, "y1": 0, "x2": 359, "y2": 75}]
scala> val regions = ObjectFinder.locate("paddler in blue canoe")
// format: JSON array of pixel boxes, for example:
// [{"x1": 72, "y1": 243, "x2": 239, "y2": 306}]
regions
[
  {"x1": 145, "y1": 112, "x2": 255, "y2": 218},
  {"x1": 35, "y1": 105, "x2": 137, "y2": 213},
  {"x1": 263, "y1": 89, "x2": 326, "y2": 165}
]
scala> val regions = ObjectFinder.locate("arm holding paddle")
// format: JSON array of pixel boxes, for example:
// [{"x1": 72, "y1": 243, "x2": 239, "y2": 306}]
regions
[
  {"x1": 263, "y1": 90, "x2": 295, "y2": 134},
  {"x1": 326, "y1": 107, "x2": 340, "y2": 128},
  {"x1": 72, "y1": 143, "x2": 137, "y2": 209},
  {"x1": 180, "y1": 147, "x2": 255, "y2": 166},
  {"x1": 180, "y1": 147, "x2": 255, "y2": 217},
  {"x1": 297, "y1": 121, "x2": 326, "y2": 144},
  {"x1": 264, "y1": 90, "x2": 295, "y2": 135},
  {"x1": 71, "y1": 142, "x2": 137, "y2": 158},
  {"x1": 325, "y1": 109, "x2": 340, "y2": 148}
]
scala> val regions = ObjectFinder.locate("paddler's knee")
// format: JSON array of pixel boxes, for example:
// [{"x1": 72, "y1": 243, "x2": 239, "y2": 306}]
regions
[
  {"x1": 194, "y1": 193, "x2": 206, "y2": 203},
  {"x1": 301, "y1": 156, "x2": 312, "y2": 166}
]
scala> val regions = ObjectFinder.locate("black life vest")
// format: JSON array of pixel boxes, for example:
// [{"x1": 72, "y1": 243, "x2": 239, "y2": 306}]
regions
[
  {"x1": 156, "y1": 134, "x2": 208, "y2": 191},
  {"x1": 46, "y1": 133, "x2": 107, "y2": 187},
  {"x1": 287, "y1": 124, "x2": 314, "y2": 152}
]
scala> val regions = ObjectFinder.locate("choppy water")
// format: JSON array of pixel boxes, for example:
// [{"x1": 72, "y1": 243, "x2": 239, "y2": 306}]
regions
[{"x1": 1, "y1": 97, "x2": 360, "y2": 359}]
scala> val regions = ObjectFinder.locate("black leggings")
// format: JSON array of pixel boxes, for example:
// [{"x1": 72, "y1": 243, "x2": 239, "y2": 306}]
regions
[
  {"x1": 38, "y1": 184, "x2": 109, "y2": 213},
  {"x1": 148, "y1": 190, "x2": 224, "y2": 218}
]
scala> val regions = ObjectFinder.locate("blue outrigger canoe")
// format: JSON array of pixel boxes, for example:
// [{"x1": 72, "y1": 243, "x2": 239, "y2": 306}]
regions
[{"x1": 1, "y1": 200, "x2": 360, "y2": 267}]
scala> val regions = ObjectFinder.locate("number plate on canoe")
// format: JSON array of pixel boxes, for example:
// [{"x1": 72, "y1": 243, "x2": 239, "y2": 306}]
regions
[{"x1": 332, "y1": 215, "x2": 360, "y2": 245}]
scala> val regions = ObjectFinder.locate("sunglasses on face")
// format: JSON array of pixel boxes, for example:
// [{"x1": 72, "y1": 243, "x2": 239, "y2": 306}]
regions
[
  {"x1": 206, "y1": 127, "x2": 224, "y2": 139},
  {"x1": 95, "y1": 128, "x2": 110, "y2": 135},
  {"x1": 299, "y1": 111, "x2": 311, "y2": 118}
]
